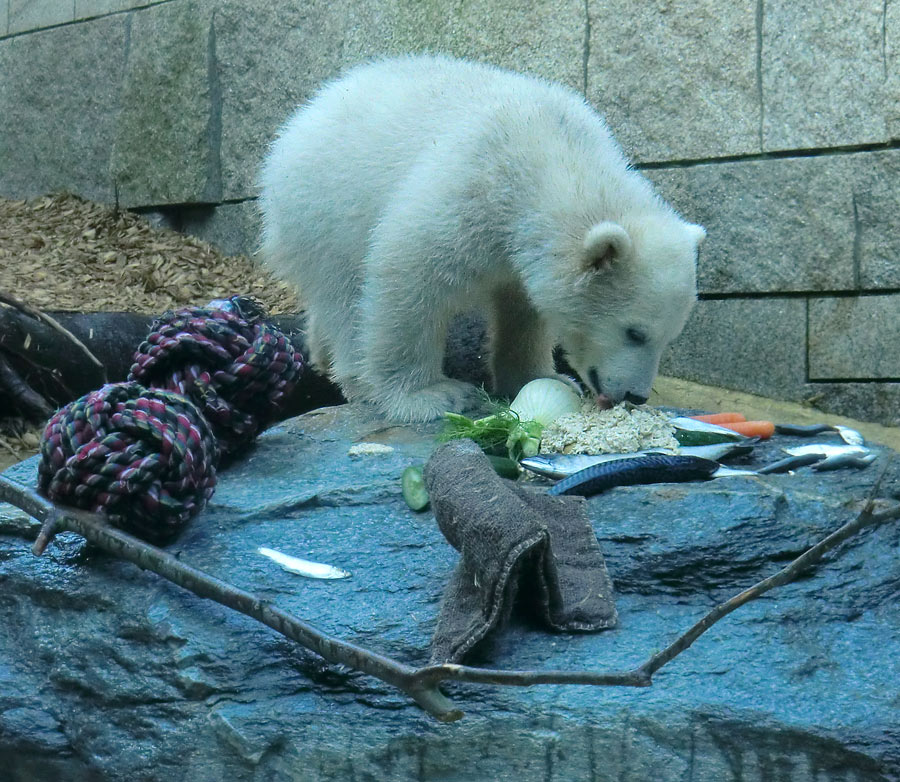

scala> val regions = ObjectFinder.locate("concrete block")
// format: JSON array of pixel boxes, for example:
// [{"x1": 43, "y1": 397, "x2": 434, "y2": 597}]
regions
[
  {"x1": 888, "y1": 0, "x2": 900, "y2": 141},
  {"x1": 1, "y1": 1, "x2": 8, "y2": 37},
  {"x1": 75, "y1": 1, "x2": 167, "y2": 20},
  {"x1": 181, "y1": 199, "x2": 262, "y2": 257},
  {"x1": 214, "y1": 0, "x2": 347, "y2": 202},
  {"x1": 586, "y1": 0, "x2": 760, "y2": 163},
  {"x1": 800, "y1": 382, "x2": 900, "y2": 428},
  {"x1": 8, "y1": 0, "x2": 73, "y2": 35},
  {"x1": 762, "y1": 0, "x2": 892, "y2": 150},
  {"x1": 650, "y1": 155, "x2": 855, "y2": 294},
  {"x1": 660, "y1": 297, "x2": 807, "y2": 400},
  {"x1": 215, "y1": 0, "x2": 585, "y2": 200},
  {"x1": 111, "y1": 0, "x2": 219, "y2": 207},
  {"x1": 0, "y1": 17, "x2": 128, "y2": 202},
  {"x1": 855, "y1": 150, "x2": 900, "y2": 289},
  {"x1": 341, "y1": 0, "x2": 586, "y2": 87},
  {"x1": 808, "y1": 295, "x2": 900, "y2": 380}
]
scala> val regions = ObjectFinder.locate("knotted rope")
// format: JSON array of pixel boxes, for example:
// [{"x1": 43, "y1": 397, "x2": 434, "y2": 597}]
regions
[
  {"x1": 38, "y1": 383, "x2": 217, "y2": 543},
  {"x1": 129, "y1": 296, "x2": 303, "y2": 456},
  {"x1": 38, "y1": 296, "x2": 304, "y2": 542}
]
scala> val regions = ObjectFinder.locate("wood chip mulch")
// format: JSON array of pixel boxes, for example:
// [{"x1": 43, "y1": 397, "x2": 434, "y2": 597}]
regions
[
  {"x1": 0, "y1": 192, "x2": 301, "y2": 468},
  {"x1": 0, "y1": 192, "x2": 298, "y2": 314}
]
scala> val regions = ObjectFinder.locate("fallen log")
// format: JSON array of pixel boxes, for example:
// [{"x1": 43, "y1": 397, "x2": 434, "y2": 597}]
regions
[
  {"x1": 0, "y1": 308, "x2": 495, "y2": 422},
  {"x1": 0, "y1": 308, "x2": 340, "y2": 420}
]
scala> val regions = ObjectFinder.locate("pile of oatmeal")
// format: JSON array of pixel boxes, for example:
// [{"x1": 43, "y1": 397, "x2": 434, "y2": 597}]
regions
[{"x1": 539, "y1": 402, "x2": 678, "y2": 454}]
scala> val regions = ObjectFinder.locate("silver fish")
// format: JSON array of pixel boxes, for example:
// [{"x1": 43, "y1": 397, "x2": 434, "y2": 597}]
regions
[
  {"x1": 669, "y1": 416, "x2": 747, "y2": 437},
  {"x1": 257, "y1": 546, "x2": 351, "y2": 580},
  {"x1": 833, "y1": 425, "x2": 865, "y2": 446},
  {"x1": 812, "y1": 452, "x2": 877, "y2": 471},
  {"x1": 521, "y1": 452, "x2": 648, "y2": 479},
  {"x1": 775, "y1": 422, "x2": 865, "y2": 446},
  {"x1": 521, "y1": 442, "x2": 751, "y2": 480},
  {"x1": 784, "y1": 444, "x2": 869, "y2": 459}
]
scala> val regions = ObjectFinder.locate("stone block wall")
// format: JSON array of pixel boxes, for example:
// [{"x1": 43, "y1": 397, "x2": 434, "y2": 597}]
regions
[{"x1": 1, "y1": 0, "x2": 898, "y2": 424}]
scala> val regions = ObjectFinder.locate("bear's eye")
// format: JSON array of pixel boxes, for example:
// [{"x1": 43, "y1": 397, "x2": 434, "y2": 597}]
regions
[{"x1": 626, "y1": 327, "x2": 648, "y2": 345}]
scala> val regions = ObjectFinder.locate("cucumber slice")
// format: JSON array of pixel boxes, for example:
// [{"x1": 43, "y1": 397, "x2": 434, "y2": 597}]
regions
[
  {"x1": 401, "y1": 465, "x2": 430, "y2": 511},
  {"x1": 486, "y1": 454, "x2": 522, "y2": 479},
  {"x1": 674, "y1": 429, "x2": 743, "y2": 447},
  {"x1": 671, "y1": 416, "x2": 744, "y2": 447}
]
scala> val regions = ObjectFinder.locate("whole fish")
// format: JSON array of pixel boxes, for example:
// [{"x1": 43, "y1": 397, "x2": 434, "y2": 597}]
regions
[
  {"x1": 257, "y1": 546, "x2": 351, "y2": 579},
  {"x1": 775, "y1": 423, "x2": 864, "y2": 446},
  {"x1": 812, "y1": 452, "x2": 877, "y2": 471},
  {"x1": 521, "y1": 451, "x2": 649, "y2": 480},
  {"x1": 521, "y1": 442, "x2": 754, "y2": 480},
  {"x1": 752, "y1": 443, "x2": 873, "y2": 474},
  {"x1": 784, "y1": 444, "x2": 868, "y2": 459},
  {"x1": 755, "y1": 452, "x2": 824, "y2": 475},
  {"x1": 547, "y1": 454, "x2": 755, "y2": 497}
]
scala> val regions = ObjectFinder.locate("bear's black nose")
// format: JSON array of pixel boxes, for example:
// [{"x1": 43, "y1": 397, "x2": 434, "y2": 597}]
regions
[{"x1": 623, "y1": 392, "x2": 648, "y2": 405}]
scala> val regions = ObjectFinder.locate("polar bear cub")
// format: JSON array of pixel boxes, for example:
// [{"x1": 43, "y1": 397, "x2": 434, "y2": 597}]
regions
[{"x1": 259, "y1": 55, "x2": 704, "y2": 422}]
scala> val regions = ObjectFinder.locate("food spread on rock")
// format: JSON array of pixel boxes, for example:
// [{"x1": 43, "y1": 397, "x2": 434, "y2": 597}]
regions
[
  {"x1": 539, "y1": 402, "x2": 678, "y2": 455},
  {"x1": 399, "y1": 378, "x2": 876, "y2": 508}
]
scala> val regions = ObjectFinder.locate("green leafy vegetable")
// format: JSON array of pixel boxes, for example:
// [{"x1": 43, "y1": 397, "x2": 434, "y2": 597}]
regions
[
  {"x1": 439, "y1": 379, "x2": 584, "y2": 462},
  {"x1": 439, "y1": 408, "x2": 543, "y2": 462}
]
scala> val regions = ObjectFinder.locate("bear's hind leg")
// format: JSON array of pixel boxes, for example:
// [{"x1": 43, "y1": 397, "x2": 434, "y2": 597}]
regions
[
  {"x1": 303, "y1": 314, "x2": 373, "y2": 401},
  {"x1": 303, "y1": 312, "x2": 334, "y2": 373}
]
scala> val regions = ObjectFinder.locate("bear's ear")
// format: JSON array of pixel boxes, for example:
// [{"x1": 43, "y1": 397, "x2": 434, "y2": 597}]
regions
[
  {"x1": 686, "y1": 223, "x2": 707, "y2": 246},
  {"x1": 582, "y1": 222, "x2": 634, "y2": 272}
]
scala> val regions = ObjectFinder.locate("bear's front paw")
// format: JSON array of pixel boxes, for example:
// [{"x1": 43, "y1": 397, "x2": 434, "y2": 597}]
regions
[{"x1": 379, "y1": 379, "x2": 478, "y2": 423}]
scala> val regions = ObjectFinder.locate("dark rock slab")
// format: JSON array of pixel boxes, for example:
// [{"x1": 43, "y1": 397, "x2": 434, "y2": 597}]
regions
[{"x1": 1, "y1": 404, "x2": 898, "y2": 781}]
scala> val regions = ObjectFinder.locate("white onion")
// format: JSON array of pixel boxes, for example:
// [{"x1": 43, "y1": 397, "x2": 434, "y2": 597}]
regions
[{"x1": 509, "y1": 378, "x2": 582, "y2": 426}]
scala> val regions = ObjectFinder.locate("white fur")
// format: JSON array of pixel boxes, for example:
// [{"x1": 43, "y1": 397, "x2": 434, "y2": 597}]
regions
[{"x1": 258, "y1": 55, "x2": 704, "y2": 422}]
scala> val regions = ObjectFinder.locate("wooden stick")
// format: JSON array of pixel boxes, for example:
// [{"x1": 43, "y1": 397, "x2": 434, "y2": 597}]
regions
[
  {"x1": 0, "y1": 292, "x2": 106, "y2": 381},
  {"x1": 639, "y1": 456, "x2": 898, "y2": 679},
  {"x1": 0, "y1": 433, "x2": 25, "y2": 460}
]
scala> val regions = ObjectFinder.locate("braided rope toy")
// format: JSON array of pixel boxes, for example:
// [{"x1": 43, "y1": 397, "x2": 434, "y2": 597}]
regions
[
  {"x1": 38, "y1": 296, "x2": 304, "y2": 543},
  {"x1": 38, "y1": 383, "x2": 218, "y2": 543},
  {"x1": 129, "y1": 296, "x2": 304, "y2": 456}
]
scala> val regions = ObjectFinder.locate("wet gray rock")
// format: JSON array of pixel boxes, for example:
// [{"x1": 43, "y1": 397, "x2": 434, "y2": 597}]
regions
[{"x1": 1, "y1": 404, "x2": 898, "y2": 781}]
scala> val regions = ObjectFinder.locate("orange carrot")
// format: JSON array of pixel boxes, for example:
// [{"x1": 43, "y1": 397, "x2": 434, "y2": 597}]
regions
[
  {"x1": 689, "y1": 412, "x2": 747, "y2": 424},
  {"x1": 716, "y1": 420, "x2": 775, "y2": 439}
]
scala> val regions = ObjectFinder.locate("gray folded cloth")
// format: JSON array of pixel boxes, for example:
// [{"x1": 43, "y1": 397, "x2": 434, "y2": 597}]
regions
[{"x1": 423, "y1": 439, "x2": 617, "y2": 664}]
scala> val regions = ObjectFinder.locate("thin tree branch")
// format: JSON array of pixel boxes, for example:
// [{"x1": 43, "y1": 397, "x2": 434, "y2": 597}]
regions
[
  {"x1": 638, "y1": 455, "x2": 897, "y2": 679},
  {"x1": 1, "y1": 456, "x2": 897, "y2": 721},
  {"x1": 0, "y1": 292, "x2": 106, "y2": 382},
  {"x1": 0, "y1": 474, "x2": 462, "y2": 720}
]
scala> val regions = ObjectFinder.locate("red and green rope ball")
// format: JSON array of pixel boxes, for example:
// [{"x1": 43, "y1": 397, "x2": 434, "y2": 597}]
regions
[{"x1": 38, "y1": 296, "x2": 305, "y2": 543}]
